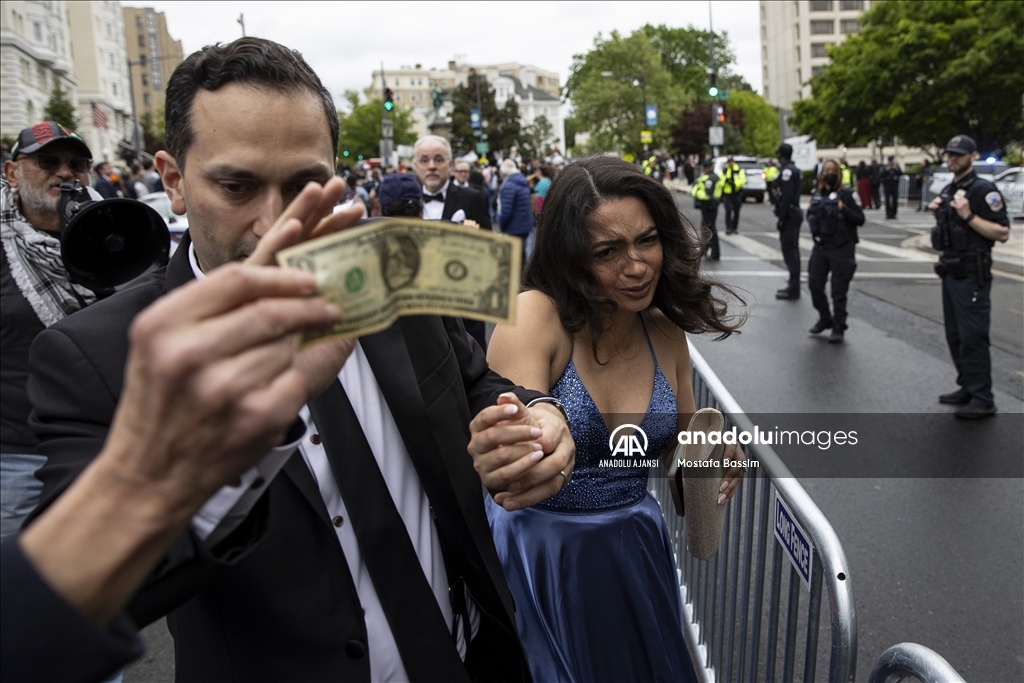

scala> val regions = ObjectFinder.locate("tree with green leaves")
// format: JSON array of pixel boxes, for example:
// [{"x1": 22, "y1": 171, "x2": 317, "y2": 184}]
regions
[
  {"x1": 727, "y1": 91, "x2": 779, "y2": 157},
  {"x1": 518, "y1": 115, "x2": 556, "y2": 160},
  {"x1": 565, "y1": 30, "x2": 691, "y2": 156},
  {"x1": 43, "y1": 83, "x2": 79, "y2": 131},
  {"x1": 337, "y1": 90, "x2": 416, "y2": 162},
  {"x1": 449, "y1": 71, "x2": 520, "y2": 158},
  {"x1": 640, "y1": 24, "x2": 751, "y2": 101},
  {"x1": 790, "y1": 0, "x2": 1024, "y2": 155},
  {"x1": 140, "y1": 108, "x2": 166, "y2": 154}
]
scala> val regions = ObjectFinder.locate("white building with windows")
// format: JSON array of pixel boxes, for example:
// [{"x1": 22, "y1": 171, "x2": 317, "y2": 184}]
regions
[
  {"x1": 369, "y1": 58, "x2": 565, "y2": 154},
  {"x1": 67, "y1": 1, "x2": 134, "y2": 163},
  {"x1": 0, "y1": 1, "x2": 78, "y2": 143},
  {"x1": 761, "y1": 0, "x2": 921, "y2": 165}
]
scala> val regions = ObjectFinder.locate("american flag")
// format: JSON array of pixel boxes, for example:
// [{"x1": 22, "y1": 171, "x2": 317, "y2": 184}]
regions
[{"x1": 92, "y1": 102, "x2": 108, "y2": 130}]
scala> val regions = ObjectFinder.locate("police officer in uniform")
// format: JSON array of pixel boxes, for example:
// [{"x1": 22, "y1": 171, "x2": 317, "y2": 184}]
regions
[
  {"x1": 771, "y1": 143, "x2": 803, "y2": 299},
  {"x1": 928, "y1": 135, "x2": 1010, "y2": 418},
  {"x1": 807, "y1": 159, "x2": 865, "y2": 343},
  {"x1": 721, "y1": 156, "x2": 746, "y2": 234},
  {"x1": 882, "y1": 155, "x2": 902, "y2": 218},
  {"x1": 693, "y1": 158, "x2": 724, "y2": 260}
]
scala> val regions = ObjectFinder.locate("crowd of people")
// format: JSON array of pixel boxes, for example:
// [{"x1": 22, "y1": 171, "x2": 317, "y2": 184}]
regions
[{"x1": 0, "y1": 33, "x2": 1012, "y2": 683}]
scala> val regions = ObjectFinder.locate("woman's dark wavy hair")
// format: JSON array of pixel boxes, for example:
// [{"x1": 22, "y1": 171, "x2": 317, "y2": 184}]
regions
[
  {"x1": 523, "y1": 156, "x2": 744, "y2": 357},
  {"x1": 164, "y1": 37, "x2": 339, "y2": 169}
]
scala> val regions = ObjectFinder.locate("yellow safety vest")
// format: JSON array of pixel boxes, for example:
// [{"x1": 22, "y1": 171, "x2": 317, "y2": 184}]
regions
[
  {"x1": 764, "y1": 166, "x2": 779, "y2": 182},
  {"x1": 693, "y1": 173, "x2": 723, "y2": 201},
  {"x1": 841, "y1": 164, "x2": 852, "y2": 187},
  {"x1": 722, "y1": 164, "x2": 747, "y2": 194}
]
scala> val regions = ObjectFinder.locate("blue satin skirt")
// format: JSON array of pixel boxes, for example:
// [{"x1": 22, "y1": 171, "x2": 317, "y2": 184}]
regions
[{"x1": 486, "y1": 492, "x2": 697, "y2": 683}]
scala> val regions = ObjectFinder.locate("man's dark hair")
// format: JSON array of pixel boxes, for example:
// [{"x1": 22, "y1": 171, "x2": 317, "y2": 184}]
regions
[
  {"x1": 524, "y1": 156, "x2": 743, "y2": 359},
  {"x1": 164, "y1": 37, "x2": 338, "y2": 169}
]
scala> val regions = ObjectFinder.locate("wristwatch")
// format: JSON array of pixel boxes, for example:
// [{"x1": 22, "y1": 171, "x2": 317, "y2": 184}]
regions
[
  {"x1": 964, "y1": 211, "x2": 976, "y2": 224},
  {"x1": 526, "y1": 397, "x2": 571, "y2": 431}
]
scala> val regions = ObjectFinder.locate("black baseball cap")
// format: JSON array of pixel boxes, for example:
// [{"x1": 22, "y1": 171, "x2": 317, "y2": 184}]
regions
[
  {"x1": 11, "y1": 121, "x2": 91, "y2": 159},
  {"x1": 776, "y1": 143, "x2": 793, "y2": 158},
  {"x1": 378, "y1": 173, "x2": 422, "y2": 207},
  {"x1": 945, "y1": 135, "x2": 977, "y2": 155},
  {"x1": 702, "y1": 158, "x2": 714, "y2": 168}
]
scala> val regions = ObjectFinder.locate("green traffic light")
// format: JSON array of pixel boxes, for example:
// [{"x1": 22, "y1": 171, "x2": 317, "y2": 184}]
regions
[
  {"x1": 708, "y1": 86, "x2": 719, "y2": 97},
  {"x1": 343, "y1": 150, "x2": 350, "y2": 157},
  {"x1": 357, "y1": 155, "x2": 363, "y2": 160},
  {"x1": 384, "y1": 101, "x2": 394, "y2": 111}
]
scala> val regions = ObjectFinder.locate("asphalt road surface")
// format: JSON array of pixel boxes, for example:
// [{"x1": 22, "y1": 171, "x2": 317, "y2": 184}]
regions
[
  {"x1": 678, "y1": 195, "x2": 1023, "y2": 683},
  {"x1": 125, "y1": 197, "x2": 1023, "y2": 683}
]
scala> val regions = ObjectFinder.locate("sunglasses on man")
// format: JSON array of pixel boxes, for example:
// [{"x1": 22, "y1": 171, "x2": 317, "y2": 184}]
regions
[{"x1": 22, "y1": 153, "x2": 92, "y2": 175}]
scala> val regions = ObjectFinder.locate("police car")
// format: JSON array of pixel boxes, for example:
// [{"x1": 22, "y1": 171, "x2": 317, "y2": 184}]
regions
[
  {"x1": 994, "y1": 167, "x2": 1023, "y2": 219},
  {"x1": 712, "y1": 156, "x2": 767, "y2": 203},
  {"x1": 928, "y1": 160, "x2": 1010, "y2": 197}
]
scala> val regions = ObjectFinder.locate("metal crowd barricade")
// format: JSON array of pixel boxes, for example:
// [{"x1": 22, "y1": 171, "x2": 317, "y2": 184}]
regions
[
  {"x1": 867, "y1": 643, "x2": 967, "y2": 683},
  {"x1": 649, "y1": 341, "x2": 857, "y2": 683}
]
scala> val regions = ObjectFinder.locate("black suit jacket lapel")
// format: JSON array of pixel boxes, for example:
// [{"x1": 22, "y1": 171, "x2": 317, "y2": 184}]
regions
[
  {"x1": 165, "y1": 231, "x2": 198, "y2": 293},
  {"x1": 441, "y1": 185, "x2": 460, "y2": 221}
]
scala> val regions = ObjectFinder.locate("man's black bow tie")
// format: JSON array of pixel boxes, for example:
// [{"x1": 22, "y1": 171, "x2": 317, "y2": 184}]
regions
[{"x1": 424, "y1": 193, "x2": 445, "y2": 203}]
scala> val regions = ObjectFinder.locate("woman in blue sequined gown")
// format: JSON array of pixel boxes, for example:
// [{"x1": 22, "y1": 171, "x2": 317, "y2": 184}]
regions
[{"x1": 486, "y1": 157, "x2": 744, "y2": 683}]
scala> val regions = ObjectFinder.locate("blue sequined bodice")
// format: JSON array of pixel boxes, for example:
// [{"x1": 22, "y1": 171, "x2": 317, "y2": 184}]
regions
[{"x1": 537, "y1": 331, "x2": 678, "y2": 512}]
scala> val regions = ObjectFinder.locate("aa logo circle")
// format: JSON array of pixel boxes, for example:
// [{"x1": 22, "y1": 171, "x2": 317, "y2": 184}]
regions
[{"x1": 608, "y1": 424, "x2": 649, "y2": 457}]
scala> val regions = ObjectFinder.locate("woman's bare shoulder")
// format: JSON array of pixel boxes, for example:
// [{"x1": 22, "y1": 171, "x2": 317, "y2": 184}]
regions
[{"x1": 488, "y1": 290, "x2": 573, "y2": 390}]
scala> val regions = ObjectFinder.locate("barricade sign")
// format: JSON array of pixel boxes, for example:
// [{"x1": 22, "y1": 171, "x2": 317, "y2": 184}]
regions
[{"x1": 774, "y1": 491, "x2": 813, "y2": 588}]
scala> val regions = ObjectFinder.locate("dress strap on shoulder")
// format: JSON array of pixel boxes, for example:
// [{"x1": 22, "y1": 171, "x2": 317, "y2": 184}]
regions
[{"x1": 638, "y1": 312, "x2": 659, "y2": 366}]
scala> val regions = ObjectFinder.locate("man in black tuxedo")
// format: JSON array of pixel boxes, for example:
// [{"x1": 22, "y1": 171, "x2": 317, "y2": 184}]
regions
[
  {"x1": 414, "y1": 135, "x2": 492, "y2": 349},
  {"x1": 414, "y1": 135, "x2": 491, "y2": 229},
  {"x1": 27, "y1": 37, "x2": 573, "y2": 683}
]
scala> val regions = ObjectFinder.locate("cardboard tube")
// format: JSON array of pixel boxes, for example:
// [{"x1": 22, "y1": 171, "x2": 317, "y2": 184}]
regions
[{"x1": 679, "y1": 408, "x2": 727, "y2": 560}]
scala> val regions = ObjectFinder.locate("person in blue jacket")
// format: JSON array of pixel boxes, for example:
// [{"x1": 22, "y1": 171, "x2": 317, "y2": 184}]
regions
[{"x1": 498, "y1": 158, "x2": 535, "y2": 265}]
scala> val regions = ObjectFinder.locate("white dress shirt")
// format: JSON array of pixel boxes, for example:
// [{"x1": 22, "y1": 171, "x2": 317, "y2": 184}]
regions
[
  {"x1": 421, "y1": 179, "x2": 449, "y2": 221},
  {"x1": 187, "y1": 244, "x2": 477, "y2": 681}
]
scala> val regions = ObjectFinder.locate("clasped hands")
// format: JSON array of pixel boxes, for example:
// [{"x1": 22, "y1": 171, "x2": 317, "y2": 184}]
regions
[{"x1": 468, "y1": 393, "x2": 576, "y2": 511}]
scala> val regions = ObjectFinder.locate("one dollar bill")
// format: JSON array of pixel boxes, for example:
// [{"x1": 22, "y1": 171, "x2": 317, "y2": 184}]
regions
[{"x1": 276, "y1": 218, "x2": 521, "y2": 344}]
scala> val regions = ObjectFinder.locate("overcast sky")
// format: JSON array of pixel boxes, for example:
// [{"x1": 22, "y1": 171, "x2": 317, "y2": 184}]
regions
[{"x1": 129, "y1": 1, "x2": 763, "y2": 111}]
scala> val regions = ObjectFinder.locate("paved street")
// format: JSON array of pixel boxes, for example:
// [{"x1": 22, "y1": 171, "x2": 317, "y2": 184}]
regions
[{"x1": 677, "y1": 194, "x2": 1024, "y2": 683}]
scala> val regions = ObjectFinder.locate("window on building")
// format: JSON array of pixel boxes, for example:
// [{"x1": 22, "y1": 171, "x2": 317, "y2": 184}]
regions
[
  {"x1": 136, "y1": 16, "x2": 143, "y2": 28},
  {"x1": 33, "y1": 21, "x2": 42, "y2": 41},
  {"x1": 108, "y1": 52, "x2": 116, "y2": 67},
  {"x1": 138, "y1": 35, "x2": 145, "y2": 47},
  {"x1": 811, "y1": 42, "x2": 831, "y2": 58},
  {"x1": 112, "y1": 83, "x2": 118, "y2": 97},
  {"x1": 840, "y1": 19, "x2": 860, "y2": 33},
  {"x1": 810, "y1": 20, "x2": 835, "y2": 34},
  {"x1": 796, "y1": 46, "x2": 801, "y2": 62},
  {"x1": 812, "y1": 65, "x2": 827, "y2": 77},
  {"x1": 141, "y1": 73, "x2": 148, "y2": 86},
  {"x1": 794, "y1": 1, "x2": 799, "y2": 16},
  {"x1": 840, "y1": 0, "x2": 864, "y2": 10},
  {"x1": 144, "y1": 93, "x2": 151, "y2": 106},
  {"x1": 810, "y1": 0, "x2": 834, "y2": 10}
]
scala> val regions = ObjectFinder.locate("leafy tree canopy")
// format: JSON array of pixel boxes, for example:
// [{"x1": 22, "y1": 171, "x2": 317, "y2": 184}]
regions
[
  {"x1": 44, "y1": 83, "x2": 79, "y2": 132},
  {"x1": 519, "y1": 115, "x2": 556, "y2": 160},
  {"x1": 728, "y1": 91, "x2": 779, "y2": 157},
  {"x1": 337, "y1": 90, "x2": 417, "y2": 162},
  {"x1": 790, "y1": 0, "x2": 1024, "y2": 155},
  {"x1": 450, "y1": 72, "x2": 521, "y2": 158},
  {"x1": 639, "y1": 24, "x2": 752, "y2": 100},
  {"x1": 565, "y1": 30, "x2": 690, "y2": 156}
]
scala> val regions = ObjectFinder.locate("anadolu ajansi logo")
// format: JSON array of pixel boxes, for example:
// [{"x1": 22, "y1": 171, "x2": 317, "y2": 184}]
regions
[{"x1": 601, "y1": 424, "x2": 657, "y2": 468}]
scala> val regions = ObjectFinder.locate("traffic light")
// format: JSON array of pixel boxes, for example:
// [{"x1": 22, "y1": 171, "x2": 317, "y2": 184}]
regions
[
  {"x1": 717, "y1": 104, "x2": 726, "y2": 124},
  {"x1": 342, "y1": 149, "x2": 350, "y2": 157},
  {"x1": 708, "y1": 73, "x2": 718, "y2": 98},
  {"x1": 383, "y1": 88, "x2": 394, "y2": 112}
]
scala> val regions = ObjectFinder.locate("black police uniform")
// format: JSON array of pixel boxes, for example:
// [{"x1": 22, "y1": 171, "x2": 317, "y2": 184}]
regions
[
  {"x1": 882, "y1": 162, "x2": 902, "y2": 218},
  {"x1": 807, "y1": 187, "x2": 864, "y2": 335},
  {"x1": 771, "y1": 159, "x2": 803, "y2": 297},
  {"x1": 932, "y1": 170, "x2": 1008, "y2": 408}
]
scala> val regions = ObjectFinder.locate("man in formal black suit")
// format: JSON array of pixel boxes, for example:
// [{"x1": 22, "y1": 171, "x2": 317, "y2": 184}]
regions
[
  {"x1": 414, "y1": 135, "x2": 492, "y2": 229},
  {"x1": 414, "y1": 134, "x2": 492, "y2": 349},
  {"x1": 27, "y1": 37, "x2": 573, "y2": 683}
]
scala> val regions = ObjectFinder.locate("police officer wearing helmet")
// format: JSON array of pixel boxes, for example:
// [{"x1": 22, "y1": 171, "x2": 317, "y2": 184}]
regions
[
  {"x1": 807, "y1": 159, "x2": 864, "y2": 343},
  {"x1": 771, "y1": 143, "x2": 803, "y2": 299},
  {"x1": 928, "y1": 134, "x2": 1010, "y2": 418},
  {"x1": 693, "y1": 158, "x2": 724, "y2": 260}
]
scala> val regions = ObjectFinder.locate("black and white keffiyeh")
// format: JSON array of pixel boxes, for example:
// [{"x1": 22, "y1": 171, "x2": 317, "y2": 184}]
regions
[{"x1": 1, "y1": 177, "x2": 95, "y2": 326}]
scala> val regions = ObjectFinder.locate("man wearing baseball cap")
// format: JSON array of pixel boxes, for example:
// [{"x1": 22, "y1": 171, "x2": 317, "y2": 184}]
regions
[
  {"x1": 1, "y1": 122, "x2": 95, "y2": 537},
  {"x1": 927, "y1": 134, "x2": 1010, "y2": 418}
]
